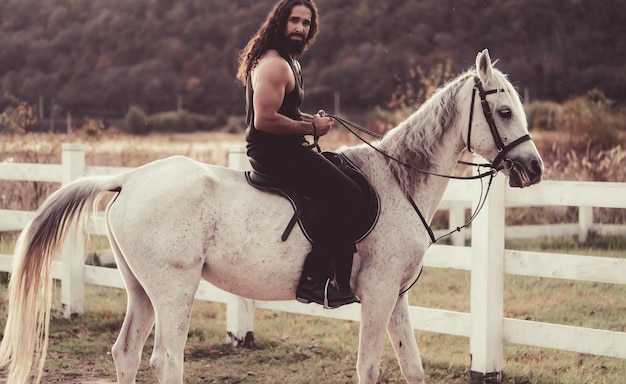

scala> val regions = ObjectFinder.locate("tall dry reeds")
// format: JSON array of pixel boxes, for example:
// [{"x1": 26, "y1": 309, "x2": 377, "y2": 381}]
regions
[
  {"x1": 519, "y1": 90, "x2": 625, "y2": 228},
  {"x1": 528, "y1": 90, "x2": 626, "y2": 183}
]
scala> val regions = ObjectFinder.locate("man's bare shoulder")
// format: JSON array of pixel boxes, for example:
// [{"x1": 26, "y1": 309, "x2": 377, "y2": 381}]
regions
[
  {"x1": 256, "y1": 49, "x2": 288, "y2": 66},
  {"x1": 252, "y1": 50, "x2": 292, "y2": 83}
]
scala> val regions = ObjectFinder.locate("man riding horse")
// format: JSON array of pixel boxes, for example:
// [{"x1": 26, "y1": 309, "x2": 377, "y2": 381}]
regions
[{"x1": 236, "y1": 0, "x2": 360, "y2": 308}]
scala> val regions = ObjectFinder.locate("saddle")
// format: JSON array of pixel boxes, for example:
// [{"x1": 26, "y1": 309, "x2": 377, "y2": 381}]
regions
[{"x1": 245, "y1": 152, "x2": 380, "y2": 244}]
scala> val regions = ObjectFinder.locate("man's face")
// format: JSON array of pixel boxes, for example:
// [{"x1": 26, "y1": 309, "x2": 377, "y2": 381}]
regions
[{"x1": 283, "y1": 4, "x2": 312, "y2": 56}]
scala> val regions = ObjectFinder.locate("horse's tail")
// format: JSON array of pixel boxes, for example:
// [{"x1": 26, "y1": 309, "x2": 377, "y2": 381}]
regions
[{"x1": 0, "y1": 175, "x2": 122, "y2": 384}]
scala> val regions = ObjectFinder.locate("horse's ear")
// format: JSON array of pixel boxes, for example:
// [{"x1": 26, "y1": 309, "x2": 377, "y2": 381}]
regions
[{"x1": 476, "y1": 49, "x2": 493, "y2": 82}]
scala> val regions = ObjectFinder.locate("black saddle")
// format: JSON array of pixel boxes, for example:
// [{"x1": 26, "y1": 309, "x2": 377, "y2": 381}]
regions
[{"x1": 245, "y1": 152, "x2": 380, "y2": 244}]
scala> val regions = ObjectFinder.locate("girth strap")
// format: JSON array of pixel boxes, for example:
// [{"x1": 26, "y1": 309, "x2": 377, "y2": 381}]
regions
[{"x1": 282, "y1": 204, "x2": 305, "y2": 241}]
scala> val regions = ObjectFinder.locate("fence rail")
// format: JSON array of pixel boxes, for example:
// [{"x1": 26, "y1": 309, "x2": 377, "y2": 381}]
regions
[{"x1": 1, "y1": 143, "x2": 625, "y2": 379}]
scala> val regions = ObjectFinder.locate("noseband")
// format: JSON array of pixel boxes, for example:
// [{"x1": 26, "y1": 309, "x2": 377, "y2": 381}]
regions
[{"x1": 466, "y1": 76, "x2": 531, "y2": 171}]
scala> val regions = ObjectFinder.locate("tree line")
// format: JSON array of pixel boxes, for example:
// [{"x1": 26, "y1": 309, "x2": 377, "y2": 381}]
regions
[{"x1": 0, "y1": 0, "x2": 623, "y2": 126}]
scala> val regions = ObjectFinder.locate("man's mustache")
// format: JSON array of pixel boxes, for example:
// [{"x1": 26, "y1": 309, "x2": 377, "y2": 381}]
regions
[{"x1": 289, "y1": 33, "x2": 306, "y2": 40}]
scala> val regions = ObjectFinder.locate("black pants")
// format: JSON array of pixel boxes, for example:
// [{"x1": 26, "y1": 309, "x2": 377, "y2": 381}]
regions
[{"x1": 249, "y1": 142, "x2": 363, "y2": 281}]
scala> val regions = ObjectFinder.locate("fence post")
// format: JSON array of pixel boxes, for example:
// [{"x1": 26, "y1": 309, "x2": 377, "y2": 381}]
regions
[
  {"x1": 60, "y1": 143, "x2": 86, "y2": 318},
  {"x1": 578, "y1": 206, "x2": 593, "y2": 243},
  {"x1": 225, "y1": 146, "x2": 255, "y2": 346},
  {"x1": 469, "y1": 169, "x2": 505, "y2": 382}
]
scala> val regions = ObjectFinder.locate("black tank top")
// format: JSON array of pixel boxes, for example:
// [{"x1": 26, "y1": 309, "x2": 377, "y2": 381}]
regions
[{"x1": 245, "y1": 51, "x2": 305, "y2": 150}]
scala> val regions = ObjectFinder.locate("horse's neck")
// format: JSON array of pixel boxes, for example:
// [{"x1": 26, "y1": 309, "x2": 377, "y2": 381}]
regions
[
  {"x1": 415, "y1": 142, "x2": 462, "y2": 223},
  {"x1": 345, "y1": 122, "x2": 464, "y2": 225},
  {"x1": 342, "y1": 141, "x2": 460, "y2": 225},
  {"x1": 343, "y1": 72, "x2": 474, "y2": 225}
]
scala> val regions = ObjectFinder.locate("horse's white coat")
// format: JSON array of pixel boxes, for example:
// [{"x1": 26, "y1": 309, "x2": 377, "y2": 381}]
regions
[{"x1": 0, "y1": 50, "x2": 543, "y2": 384}]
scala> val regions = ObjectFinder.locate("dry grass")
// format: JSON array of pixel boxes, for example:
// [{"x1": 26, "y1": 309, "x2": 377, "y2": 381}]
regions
[{"x1": 1, "y1": 264, "x2": 624, "y2": 384}]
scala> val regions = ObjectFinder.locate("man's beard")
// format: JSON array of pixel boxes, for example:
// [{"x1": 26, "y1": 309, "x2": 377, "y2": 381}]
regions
[{"x1": 283, "y1": 33, "x2": 306, "y2": 56}]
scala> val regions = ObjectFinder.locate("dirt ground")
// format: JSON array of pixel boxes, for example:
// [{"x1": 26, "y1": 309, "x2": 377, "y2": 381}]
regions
[{"x1": 0, "y1": 378, "x2": 115, "y2": 384}]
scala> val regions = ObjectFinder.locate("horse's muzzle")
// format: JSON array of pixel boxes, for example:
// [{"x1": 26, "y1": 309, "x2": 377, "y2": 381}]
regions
[{"x1": 507, "y1": 156, "x2": 544, "y2": 188}]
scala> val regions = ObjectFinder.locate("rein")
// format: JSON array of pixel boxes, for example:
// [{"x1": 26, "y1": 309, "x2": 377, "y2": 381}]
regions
[
  {"x1": 329, "y1": 114, "x2": 497, "y2": 181},
  {"x1": 326, "y1": 76, "x2": 532, "y2": 296},
  {"x1": 327, "y1": 75, "x2": 530, "y2": 245},
  {"x1": 330, "y1": 112, "x2": 497, "y2": 297},
  {"x1": 330, "y1": 111, "x2": 496, "y2": 245}
]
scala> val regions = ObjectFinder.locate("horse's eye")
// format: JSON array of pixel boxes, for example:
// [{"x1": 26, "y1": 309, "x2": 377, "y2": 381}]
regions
[{"x1": 498, "y1": 108, "x2": 512, "y2": 119}]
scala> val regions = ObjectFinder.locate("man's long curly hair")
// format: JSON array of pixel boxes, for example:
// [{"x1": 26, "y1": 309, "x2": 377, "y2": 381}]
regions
[{"x1": 236, "y1": 0, "x2": 319, "y2": 86}]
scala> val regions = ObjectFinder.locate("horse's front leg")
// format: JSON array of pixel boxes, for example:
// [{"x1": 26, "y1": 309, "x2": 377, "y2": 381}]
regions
[
  {"x1": 387, "y1": 294, "x2": 425, "y2": 383},
  {"x1": 356, "y1": 289, "x2": 398, "y2": 384}
]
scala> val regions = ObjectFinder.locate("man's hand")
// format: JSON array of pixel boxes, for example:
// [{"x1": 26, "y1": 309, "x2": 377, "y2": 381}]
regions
[{"x1": 311, "y1": 110, "x2": 334, "y2": 136}]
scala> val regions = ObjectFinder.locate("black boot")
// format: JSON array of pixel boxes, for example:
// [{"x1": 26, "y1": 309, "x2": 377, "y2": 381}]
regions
[
  {"x1": 333, "y1": 243, "x2": 357, "y2": 293},
  {"x1": 296, "y1": 244, "x2": 358, "y2": 309},
  {"x1": 296, "y1": 275, "x2": 358, "y2": 308}
]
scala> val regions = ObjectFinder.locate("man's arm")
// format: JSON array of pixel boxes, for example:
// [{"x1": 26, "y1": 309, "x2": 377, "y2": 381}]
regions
[{"x1": 252, "y1": 52, "x2": 332, "y2": 136}]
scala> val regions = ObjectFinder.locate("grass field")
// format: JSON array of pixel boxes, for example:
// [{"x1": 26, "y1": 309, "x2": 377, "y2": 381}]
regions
[{"x1": 0, "y1": 236, "x2": 624, "y2": 383}]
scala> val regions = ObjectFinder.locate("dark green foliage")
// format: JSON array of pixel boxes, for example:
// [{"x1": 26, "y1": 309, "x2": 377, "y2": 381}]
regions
[
  {"x1": 525, "y1": 101, "x2": 563, "y2": 131},
  {"x1": 146, "y1": 110, "x2": 197, "y2": 134},
  {"x1": 123, "y1": 105, "x2": 228, "y2": 134},
  {"x1": 0, "y1": 0, "x2": 624, "y2": 124},
  {"x1": 124, "y1": 105, "x2": 149, "y2": 135}
]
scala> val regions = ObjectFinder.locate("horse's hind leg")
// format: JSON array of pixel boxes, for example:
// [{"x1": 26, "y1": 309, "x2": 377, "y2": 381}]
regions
[
  {"x1": 108, "y1": 233, "x2": 156, "y2": 384},
  {"x1": 387, "y1": 294, "x2": 424, "y2": 383},
  {"x1": 143, "y1": 264, "x2": 201, "y2": 383}
]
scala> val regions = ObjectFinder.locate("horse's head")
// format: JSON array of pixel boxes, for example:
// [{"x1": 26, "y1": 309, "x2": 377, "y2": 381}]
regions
[{"x1": 463, "y1": 49, "x2": 544, "y2": 188}]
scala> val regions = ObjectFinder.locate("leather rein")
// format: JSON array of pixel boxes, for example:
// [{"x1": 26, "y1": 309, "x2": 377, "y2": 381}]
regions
[{"x1": 327, "y1": 75, "x2": 531, "y2": 245}]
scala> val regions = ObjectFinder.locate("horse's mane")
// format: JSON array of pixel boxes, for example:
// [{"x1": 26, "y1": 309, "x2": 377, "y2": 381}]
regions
[
  {"x1": 345, "y1": 63, "x2": 522, "y2": 194},
  {"x1": 379, "y1": 70, "x2": 473, "y2": 189}
]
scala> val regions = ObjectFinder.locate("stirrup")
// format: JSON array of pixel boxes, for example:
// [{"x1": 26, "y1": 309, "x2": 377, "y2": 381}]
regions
[
  {"x1": 323, "y1": 279, "x2": 331, "y2": 309},
  {"x1": 296, "y1": 276, "x2": 358, "y2": 308}
]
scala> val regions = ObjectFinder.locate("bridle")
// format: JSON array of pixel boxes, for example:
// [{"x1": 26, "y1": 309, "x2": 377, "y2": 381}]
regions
[
  {"x1": 467, "y1": 75, "x2": 531, "y2": 171},
  {"x1": 327, "y1": 75, "x2": 532, "y2": 245}
]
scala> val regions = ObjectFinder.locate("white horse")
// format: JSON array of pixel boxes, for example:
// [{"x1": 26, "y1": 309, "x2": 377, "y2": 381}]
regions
[{"x1": 0, "y1": 49, "x2": 543, "y2": 384}]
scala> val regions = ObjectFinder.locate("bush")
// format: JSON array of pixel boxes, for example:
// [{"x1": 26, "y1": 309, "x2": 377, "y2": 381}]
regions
[
  {"x1": 525, "y1": 100, "x2": 562, "y2": 131},
  {"x1": 124, "y1": 105, "x2": 149, "y2": 135},
  {"x1": 0, "y1": 93, "x2": 38, "y2": 136},
  {"x1": 196, "y1": 111, "x2": 229, "y2": 132},
  {"x1": 122, "y1": 106, "x2": 229, "y2": 134},
  {"x1": 77, "y1": 118, "x2": 105, "y2": 140},
  {"x1": 557, "y1": 89, "x2": 623, "y2": 151},
  {"x1": 147, "y1": 110, "x2": 197, "y2": 133},
  {"x1": 528, "y1": 90, "x2": 624, "y2": 153}
]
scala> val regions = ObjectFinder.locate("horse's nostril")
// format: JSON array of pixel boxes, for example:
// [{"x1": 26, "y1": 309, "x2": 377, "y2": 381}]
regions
[
  {"x1": 531, "y1": 158, "x2": 544, "y2": 175},
  {"x1": 528, "y1": 158, "x2": 544, "y2": 184}
]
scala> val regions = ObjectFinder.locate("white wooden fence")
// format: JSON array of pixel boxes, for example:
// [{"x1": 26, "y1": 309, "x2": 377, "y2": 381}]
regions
[{"x1": 1, "y1": 143, "x2": 625, "y2": 380}]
